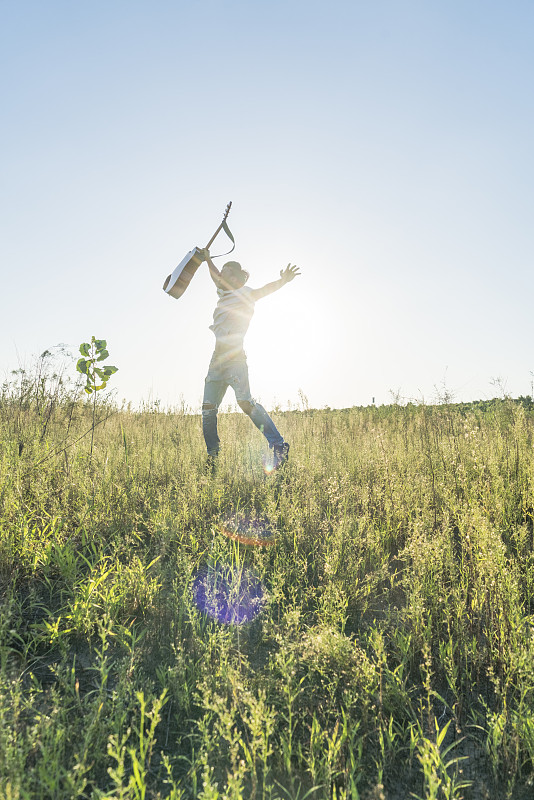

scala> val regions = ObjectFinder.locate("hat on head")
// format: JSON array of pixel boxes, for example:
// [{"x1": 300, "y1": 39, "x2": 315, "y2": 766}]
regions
[{"x1": 222, "y1": 261, "x2": 249, "y2": 285}]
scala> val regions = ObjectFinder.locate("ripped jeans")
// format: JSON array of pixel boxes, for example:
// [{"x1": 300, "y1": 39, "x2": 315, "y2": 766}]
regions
[{"x1": 202, "y1": 347, "x2": 283, "y2": 456}]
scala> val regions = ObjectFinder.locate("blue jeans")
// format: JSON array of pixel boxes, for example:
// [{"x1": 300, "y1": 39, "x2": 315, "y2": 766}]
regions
[{"x1": 202, "y1": 346, "x2": 284, "y2": 455}]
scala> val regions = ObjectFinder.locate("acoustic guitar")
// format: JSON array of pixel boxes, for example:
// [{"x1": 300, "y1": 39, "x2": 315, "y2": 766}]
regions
[{"x1": 163, "y1": 202, "x2": 233, "y2": 299}]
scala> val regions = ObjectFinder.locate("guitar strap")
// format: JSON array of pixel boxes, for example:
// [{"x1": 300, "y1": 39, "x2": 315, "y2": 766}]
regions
[{"x1": 210, "y1": 219, "x2": 235, "y2": 259}]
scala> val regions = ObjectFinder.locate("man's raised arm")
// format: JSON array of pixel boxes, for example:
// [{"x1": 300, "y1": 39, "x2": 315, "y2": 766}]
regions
[
  {"x1": 199, "y1": 248, "x2": 225, "y2": 289},
  {"x1": 251, "y1": 264, "x2": 301, "y2": 301}
]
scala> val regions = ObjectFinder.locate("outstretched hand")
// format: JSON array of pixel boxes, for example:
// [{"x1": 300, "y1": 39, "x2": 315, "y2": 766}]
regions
[
  {"x1": 280, "y1": 264, "x2": 300, "y2": 283},
  {"x1": 198, "y1": 247, "x2": 210, "y2": 261}
]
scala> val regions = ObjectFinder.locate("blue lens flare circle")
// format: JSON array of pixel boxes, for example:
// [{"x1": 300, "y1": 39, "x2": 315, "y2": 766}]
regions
[{"x1": 192, "y1": 564, "x2": 266, "y2": 625}]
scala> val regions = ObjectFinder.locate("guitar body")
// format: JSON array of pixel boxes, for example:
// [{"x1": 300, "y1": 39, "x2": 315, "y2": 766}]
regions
[{"x1": 163, "y1": 248, "x2": 204, "y2": 299}]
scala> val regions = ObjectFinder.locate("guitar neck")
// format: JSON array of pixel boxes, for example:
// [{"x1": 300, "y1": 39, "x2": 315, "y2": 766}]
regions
[{"x1": 205, "y1": 201, "x2": 232, "y2": 249}]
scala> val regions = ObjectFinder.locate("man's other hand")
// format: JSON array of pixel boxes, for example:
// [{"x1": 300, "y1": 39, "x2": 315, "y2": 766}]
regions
[{"x1": 280, "y1": 264, "x2": 300, "y2": 283}]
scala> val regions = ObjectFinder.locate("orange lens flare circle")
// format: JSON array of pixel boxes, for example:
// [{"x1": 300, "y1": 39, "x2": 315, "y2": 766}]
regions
[
  {"x1": 220, "y1": 524, "x2": 276, "y2": 547},
  {"x1": 219, "y1": 513, "x2": 277, "y2": 547}
]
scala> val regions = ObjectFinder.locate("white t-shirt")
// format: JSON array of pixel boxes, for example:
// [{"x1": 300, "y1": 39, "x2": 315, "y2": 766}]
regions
[{"x1": 209, "y1": 286, "x2": 256, "y2": 347}]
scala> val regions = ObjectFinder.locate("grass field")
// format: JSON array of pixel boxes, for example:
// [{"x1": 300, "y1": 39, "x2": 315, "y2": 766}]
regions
[{"x1": 1, "y1": 358, "x2": 534, "y2": 799}]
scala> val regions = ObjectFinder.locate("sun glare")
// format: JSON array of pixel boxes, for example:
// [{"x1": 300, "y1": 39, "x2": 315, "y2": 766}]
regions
[{"x1": 245, "y1": 282, "x2": 332, "y2": 410}]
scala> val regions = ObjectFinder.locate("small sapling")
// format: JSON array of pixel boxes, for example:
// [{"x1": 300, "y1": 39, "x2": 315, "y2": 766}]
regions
[
  {"x1": 77, "y1": 337, "x2": 118, "y2": 394},
  {"x1": 76, "y1": 337, "x2": 118, "y2": 458}
]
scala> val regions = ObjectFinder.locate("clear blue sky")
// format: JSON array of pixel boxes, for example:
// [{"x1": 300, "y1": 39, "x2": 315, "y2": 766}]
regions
[{"x1": 2, "y1": 0, "x2": 533, "y2": 410}]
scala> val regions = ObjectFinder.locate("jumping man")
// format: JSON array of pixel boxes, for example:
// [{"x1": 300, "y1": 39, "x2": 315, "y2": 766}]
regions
[{"x1": 199, "y1": 248, "x2": 300, "y2": 470}]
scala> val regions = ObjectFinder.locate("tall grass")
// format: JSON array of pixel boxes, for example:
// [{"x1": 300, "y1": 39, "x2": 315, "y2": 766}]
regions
[{"x1": 1, "y1": 357, "x2": 534, "y2": 798}]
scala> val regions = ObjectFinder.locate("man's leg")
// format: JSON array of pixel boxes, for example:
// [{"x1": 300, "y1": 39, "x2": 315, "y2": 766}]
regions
[
  {"x1": 237, "y1": 399, "x2": 284, "y2": 448},
  {"x1": 202, "y1": 363, "x2": 227, "y2": 456},
  {"x1": 227, "y1": 358, "x2": 284, "y2": 448},
  {"x1": 202, "y1": 402, "x2": 220, "y2": 456}
]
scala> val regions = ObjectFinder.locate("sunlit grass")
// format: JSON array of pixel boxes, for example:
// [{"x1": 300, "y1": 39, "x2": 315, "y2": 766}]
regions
[{"x1": 1, "y1": 359, "x2": 534, "y2": 798}]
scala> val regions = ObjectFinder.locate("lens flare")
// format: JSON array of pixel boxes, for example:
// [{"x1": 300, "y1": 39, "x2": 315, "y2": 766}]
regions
[
  {"x1": 192, "y1": 563, "x2": 266, "y2": 625},
  {"x1": 220, "y1": 513, "x2": 277, "y2": 547},
  {"x1": 262, "y1": 453, "x2": 275, "y2": 475}
]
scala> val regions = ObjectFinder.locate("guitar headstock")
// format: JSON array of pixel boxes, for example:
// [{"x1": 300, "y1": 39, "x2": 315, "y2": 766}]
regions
[{"x1": 205, "y1": 201, "x2": 233, "y2": 250}]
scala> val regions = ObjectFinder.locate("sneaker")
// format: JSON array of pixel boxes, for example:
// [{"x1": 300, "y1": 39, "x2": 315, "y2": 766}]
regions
[{"x1": 272, "y1": 442, "x2": 290, "y2": 470}]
